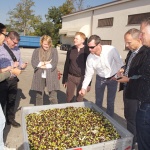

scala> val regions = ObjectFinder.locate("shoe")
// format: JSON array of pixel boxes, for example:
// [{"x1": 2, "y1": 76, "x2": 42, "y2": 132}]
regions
[
  {"x1": 7, "y1": 119, "x2": 21, "y2": 128},
  {"x1": 4, "y1": 146, "x2": 16, "y2": 150}
]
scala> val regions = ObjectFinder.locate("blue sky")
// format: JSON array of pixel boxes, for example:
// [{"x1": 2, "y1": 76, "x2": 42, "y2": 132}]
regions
[{"x1": 0, "y1": 0, "x2": 114, "y2": 24}]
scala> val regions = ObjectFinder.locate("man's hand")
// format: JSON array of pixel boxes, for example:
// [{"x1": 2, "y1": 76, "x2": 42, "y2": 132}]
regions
[
  {"x1": 21, "y1": 62, "x2": 28, "y2": 69},
  {"x1": 116, "y1": 68, "x2": 124, "y2": 77},
  {"x1": 11, "y1": 68, "x2": 21, "y2": 76},
  {"x1": 79, "y1": 88, "x2": 86, "y2": 96},
  {"x1": 116, "y1": 76, "x2": 130, "y2": 83},
  {"x1": 6, "y1": 66, "x2": 12, "y2": 71}
]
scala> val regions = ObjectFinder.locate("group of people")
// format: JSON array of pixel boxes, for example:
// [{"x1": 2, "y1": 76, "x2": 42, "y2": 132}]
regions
[
  {"x1": 0, "y1": 17, "x2": 150, "y2": 150},
  {"x1": 62, "y1": 17, "x2": 150, "y2": 150}
]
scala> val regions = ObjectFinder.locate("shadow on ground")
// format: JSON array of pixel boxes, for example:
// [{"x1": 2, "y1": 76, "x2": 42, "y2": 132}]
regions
[
  {"x1": 28, "y1": 90, "x2": 68, "y2": 105},
  {"x1": 4, "y1": 88, "x2": 26, "y2": 144}
]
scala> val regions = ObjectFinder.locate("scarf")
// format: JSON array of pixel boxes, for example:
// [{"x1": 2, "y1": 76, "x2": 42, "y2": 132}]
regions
[{"x1": 39, "y1": 47, "x2": 51, "y2": 62}]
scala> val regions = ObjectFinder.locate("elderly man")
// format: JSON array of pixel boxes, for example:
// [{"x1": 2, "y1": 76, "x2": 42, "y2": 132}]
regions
[
  {"x1": 0, "y1": 31, "x2": 27, "y2": 128},
  {"x1": 79, "y1": 35, "x2": 123, "y2": 117}
]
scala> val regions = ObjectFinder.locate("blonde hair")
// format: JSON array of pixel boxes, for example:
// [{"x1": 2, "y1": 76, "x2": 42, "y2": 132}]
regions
[
  {"x1": 75, "y1": 32, "x2": 86, "y2": 40},
  {"x1": 40, "y1": 35, "x2": 52, "y2": 47}
]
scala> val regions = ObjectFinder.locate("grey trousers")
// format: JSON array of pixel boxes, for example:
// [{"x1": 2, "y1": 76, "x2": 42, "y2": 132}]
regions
[
  {"x1": 35, "y1": 78, "x2": 58, "y2": 105},
  {"x1": 95, "y1": 75, "x2": 118, "y2": 117},
  {"x1": 123, "y1": 88, "x2": 139, "y2": 146}
]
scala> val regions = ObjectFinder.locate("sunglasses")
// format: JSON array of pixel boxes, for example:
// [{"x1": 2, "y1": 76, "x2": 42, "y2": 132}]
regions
[
  {"x1": 88, "y1": 43, "x2": 99, "y2": 49},
  {"x1": 0, "y1": 32, "x2": 7, "y2": 37}
]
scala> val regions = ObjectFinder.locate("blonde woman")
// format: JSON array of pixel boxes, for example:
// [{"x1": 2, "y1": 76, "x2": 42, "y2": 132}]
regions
[{"x1": 31, "y1": 35, "x2": 60, "y2": 105}]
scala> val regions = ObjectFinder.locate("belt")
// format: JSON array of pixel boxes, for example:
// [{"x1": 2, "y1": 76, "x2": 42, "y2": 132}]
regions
[
  {"x1": 106, "y1": 74, "x2": 116, "y2": 80},
  {"x1": 69, "y1": 73, "x2": 81, "y2": 77}
]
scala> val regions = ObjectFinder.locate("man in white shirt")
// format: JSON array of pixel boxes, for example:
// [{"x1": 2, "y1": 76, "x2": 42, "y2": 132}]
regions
[{"x1": 79, "y1": 35, "x2": 123, "y2": 117}]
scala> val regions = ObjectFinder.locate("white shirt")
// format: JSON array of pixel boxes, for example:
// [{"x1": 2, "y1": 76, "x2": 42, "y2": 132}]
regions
[{"x1": 82, "y1": 45, "x2": 124, "y2": 89}]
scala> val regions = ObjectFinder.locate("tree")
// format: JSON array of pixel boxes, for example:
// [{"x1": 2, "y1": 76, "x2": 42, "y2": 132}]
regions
[
  {"x1": 7, "y1": 0, "x2": 41, "y2": 35},
  {"x1": 5, "y1": 24, "x2": 15, "y2": 33},
  {"x1": 31, "y1": 22, "x2": 54, "y2": 37},
  {"x1": 73, "y1": 0, "x2": 85, "y2": 11},
  {"x1": 45, "y1": 0, "x2": 74, "y2": 46}
]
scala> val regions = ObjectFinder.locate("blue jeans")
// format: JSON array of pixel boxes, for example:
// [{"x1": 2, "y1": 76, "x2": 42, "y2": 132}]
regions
[
  {"x1": 0, "y1": 104, "x2": 5, "y2": 150},
  {"x1": 95, "y1": 75, "x2": 118, "y2": 117},
  {"x1": 136, "y1": 103, "x2": 150, "y2": 150}
]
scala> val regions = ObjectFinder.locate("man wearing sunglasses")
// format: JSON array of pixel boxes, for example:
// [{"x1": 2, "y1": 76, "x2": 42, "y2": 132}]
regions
[
  {"x1": 0, "y1": 31, "x2": 27, "y2": 128},
  {"x1": 79, "y1": 35, "x2": 123, "y2": 117}
]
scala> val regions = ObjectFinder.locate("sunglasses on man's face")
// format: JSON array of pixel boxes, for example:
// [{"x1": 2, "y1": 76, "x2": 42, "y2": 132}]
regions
[
  {"x1": 88, "y1": 45, "x2": 97, "y2": 49},
  {"x1": 88, "y1": 43, "x2": 99, "y2": 49},
  {"x1": 0, "y1": 32, "x2": 7, "y2": 37}
]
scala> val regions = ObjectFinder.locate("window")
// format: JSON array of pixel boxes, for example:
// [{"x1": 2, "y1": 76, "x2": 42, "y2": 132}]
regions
[
  {"x1": 98, "y1": 18, "x2": 113, "y2": 27},
  {"x1": 128, "y1": 12, "x2": 150, "y2": 25},
  {"x1": 101, "y1": 40, "x2": 112, "y2": 45}
]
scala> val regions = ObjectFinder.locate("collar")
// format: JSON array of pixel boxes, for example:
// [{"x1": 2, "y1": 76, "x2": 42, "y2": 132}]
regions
[{"x1": 132, "y1": 46, "x2": 142, "y2": 54}]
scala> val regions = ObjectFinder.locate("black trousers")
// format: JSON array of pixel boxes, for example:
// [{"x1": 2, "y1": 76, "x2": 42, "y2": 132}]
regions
[
  {"x1": 123, "y1": 88, "x2": 139, "y2": 146},
  {"x1": 0, "y1": 77, "x2": 18, "y2": 121}
]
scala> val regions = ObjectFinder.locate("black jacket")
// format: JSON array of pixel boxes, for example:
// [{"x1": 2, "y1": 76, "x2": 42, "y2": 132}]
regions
[
  {"x1": 119, "y1": 45, "x2": 148, "y2": 99},
  {"x1": 137, "y1": 46, "x2": 150, "y2": 102}
]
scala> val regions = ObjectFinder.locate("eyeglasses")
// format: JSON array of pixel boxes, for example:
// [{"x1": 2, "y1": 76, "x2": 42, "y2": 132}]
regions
[
  {"x1": 0, "y1": 32, "x2": 7, "y2": 37},
  {"x1": 10, "y1": 38, "x2": 18, "y2": 45},
  {"x1": 88, "y1": 43, "x2": 99, "y2": 49}
]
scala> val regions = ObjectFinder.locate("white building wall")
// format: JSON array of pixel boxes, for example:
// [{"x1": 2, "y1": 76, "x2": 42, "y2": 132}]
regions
[
  {"x1": 92, "y1": 0, "x2": 150, "y2": 58},
  {"x1": 60, "y1": 0, "x2": 150, "y2": 59}
]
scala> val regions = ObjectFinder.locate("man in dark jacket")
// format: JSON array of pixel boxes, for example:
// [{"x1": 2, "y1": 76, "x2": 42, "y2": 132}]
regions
[
  {"x1": 62, "y1": 32, "x2": 90, "y2": 102},
  {"x1": 135, "y1": 17, "x2": 150, "y2": 150},
  {"x1": 117, "y1": 28, "x2": 148, "y2": 149}
]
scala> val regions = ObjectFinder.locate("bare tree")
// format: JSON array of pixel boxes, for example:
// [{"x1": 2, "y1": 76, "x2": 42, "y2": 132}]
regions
[{"x1": 71, "y1": 0, "x2": 85, "y2": 11}]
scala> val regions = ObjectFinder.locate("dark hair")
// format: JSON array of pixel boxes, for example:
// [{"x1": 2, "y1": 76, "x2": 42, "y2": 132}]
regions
[
  {"x1": 0, "y1": 23, "x2": 6, "y2": 33},
  {"x1": 125, "y1": 28, "x2": 140, "y2": 39},
  {"x1": 7, "y1": 31, "x2": 20, "y2": 41},
  {"x1": 88, "y1": 35, "x2": 101, "y2": 45},
  {"x1": 141, "y1": 17, "x2": 150, "y2": 26}
]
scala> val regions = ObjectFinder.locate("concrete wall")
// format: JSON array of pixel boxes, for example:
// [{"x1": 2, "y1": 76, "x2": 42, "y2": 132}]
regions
[{"x1": 92, "y1": 0, "x2": 150, "y2": 58}]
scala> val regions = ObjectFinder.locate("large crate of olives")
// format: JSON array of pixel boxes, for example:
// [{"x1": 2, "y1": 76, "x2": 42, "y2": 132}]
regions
[{"x1": 22, "y1": 102, "x2": 133, "y2": 150}]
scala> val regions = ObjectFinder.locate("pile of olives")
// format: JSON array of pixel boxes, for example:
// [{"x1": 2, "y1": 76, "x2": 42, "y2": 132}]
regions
[{"x1": 26, "y1": 107, "x2": 121, "y2": 150}]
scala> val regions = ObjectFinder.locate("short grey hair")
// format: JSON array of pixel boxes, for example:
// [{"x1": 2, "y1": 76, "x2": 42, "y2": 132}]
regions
[
  {"x1": 88, "y1": 35, "x2": 101, "y2": 45},
  {"x1": 124, "y1": 28, "x2": 140, "y2": 39}
]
